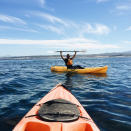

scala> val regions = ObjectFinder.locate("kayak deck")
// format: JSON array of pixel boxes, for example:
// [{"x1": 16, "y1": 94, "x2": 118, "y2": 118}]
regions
[
  {"x1": 51, "y1": 66, "x2": 108, "y2": 74},
  {"x1": 13, "y1": 84, "x2": 100, "y2": 131}
]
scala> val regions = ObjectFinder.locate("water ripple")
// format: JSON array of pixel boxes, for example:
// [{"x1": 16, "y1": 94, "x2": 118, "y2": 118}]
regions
[{"x1": 0, "y1": 57, "x2": 131, "y2": 131}]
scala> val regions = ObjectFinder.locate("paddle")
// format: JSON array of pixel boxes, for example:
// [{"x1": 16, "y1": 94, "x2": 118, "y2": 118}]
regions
[{"x1": 56, "y1": 50, "x2": 86, "y2": 52}]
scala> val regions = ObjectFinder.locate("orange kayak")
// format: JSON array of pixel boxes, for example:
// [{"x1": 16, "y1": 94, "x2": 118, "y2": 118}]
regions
[{"x1": 13, "y1": 84, "x2": 100, "y2": 131}]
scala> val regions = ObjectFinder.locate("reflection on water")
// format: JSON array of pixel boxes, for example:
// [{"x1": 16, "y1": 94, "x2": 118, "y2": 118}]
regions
[
  {"x1": 63, "y1": 73, "x2": 74, "y2": 90},
  {"x1": 0, "y1": 57, "x2": 131, "y2": 131},
  {"x1": 63, "y1": 72, "x2": 107, "y2": 90}
]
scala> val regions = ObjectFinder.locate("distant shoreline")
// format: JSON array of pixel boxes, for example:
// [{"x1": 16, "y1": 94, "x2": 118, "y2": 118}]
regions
[{"x1": 0, "y1": 52, "x2": 131, "y2": 60}]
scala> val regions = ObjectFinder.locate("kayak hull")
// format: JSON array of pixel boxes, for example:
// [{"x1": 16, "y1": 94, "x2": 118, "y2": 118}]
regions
[
  {"x1": 51, "y1": 66, "x2": 108, "y2": 74},
  {"x1": 13, "y1": 84, "x2": 100, "y2": 131}
]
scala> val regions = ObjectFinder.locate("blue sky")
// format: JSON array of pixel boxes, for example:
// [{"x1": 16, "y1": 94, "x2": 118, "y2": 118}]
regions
[{"x1": 0, "y1": 0, "x2": 131, "y2": 56}]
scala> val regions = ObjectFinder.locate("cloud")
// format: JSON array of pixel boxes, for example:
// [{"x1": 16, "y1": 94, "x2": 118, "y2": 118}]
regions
[
  {"x1": 113, "y1": 1, "x2": 131, "y2": 15},
  {"x1": 35, "y1": 22, "x2": 110, "y2": 36},
  {"x1": 96, "y1": 0, "x2": 109, "y2": 3},
  {"x1": 116, "y1": 5, "x2": 131, "y2": 11},
  {"x1": 0, "y1": 12, "x2": 110, "y2": 37},
  {"x1": 35, "y1": 24, "x2": 64, "y2": 34},
  {"x1": 0, "y1": 14, "x2": 26, "y2": 25},
  {"x1": 31, "y1": 11, "x2": 68, "y2": 26},
  {"x1": 110, "y1": 1, "x2": 131, "y2": 15},
  {"x1": 0, "y1": 38, "x2": 119, "y2": 51},
  {"x1": 39, "y1": 0, "x2": 45, "y2": 5},
  {"x1": 29, "y1": 11, "x2": 110, "y2": 36},
  {"x1": 80, "y1": 23, "x2": 110, "y2": 35},
  {"x1": 123, "y1": 41, "x2": 131, "y2": 44},
  {"x1": 126, "y1": 26, "x2": 131, "y2": 31},
  {"x1": 39, "y1": 0, "x2": 46, "y2": 7},
  {"x1": 0, "y1": 25, "x2": 38, "y2": 33}
]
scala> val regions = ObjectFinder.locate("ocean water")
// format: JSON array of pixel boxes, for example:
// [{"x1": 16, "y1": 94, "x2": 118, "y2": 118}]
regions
[{"x1": 0, "y1": 57, "x2": 131, "y2": 131}]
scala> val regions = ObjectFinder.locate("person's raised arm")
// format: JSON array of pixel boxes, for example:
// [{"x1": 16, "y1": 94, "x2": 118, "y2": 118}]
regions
[
  {"x1": 71, "y1": 51, "x2": 77, "y2": 59},
  {"x1": 60, "y1": 51, "x2": 65, "y2": 60}
]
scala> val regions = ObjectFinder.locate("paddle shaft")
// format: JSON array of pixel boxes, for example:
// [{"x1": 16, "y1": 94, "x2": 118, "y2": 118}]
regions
[{"x1": 56, "y1": 51, "x2": 85, "y2": 52}]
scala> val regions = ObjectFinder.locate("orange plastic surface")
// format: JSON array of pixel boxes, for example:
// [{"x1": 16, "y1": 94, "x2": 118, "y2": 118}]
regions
[{"x1": 13, "y1": 84, "x2": 100, "y2": 131}]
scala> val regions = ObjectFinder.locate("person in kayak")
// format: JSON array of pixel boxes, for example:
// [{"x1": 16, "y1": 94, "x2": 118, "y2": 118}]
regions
[{"x1": 60, "y1": 51, "x2": 84, "y2": 69}]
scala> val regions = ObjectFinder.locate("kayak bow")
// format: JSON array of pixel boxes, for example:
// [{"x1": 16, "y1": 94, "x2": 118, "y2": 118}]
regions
[{"x1": 13, "y1": 84, "x2": 100, "y2": 131}]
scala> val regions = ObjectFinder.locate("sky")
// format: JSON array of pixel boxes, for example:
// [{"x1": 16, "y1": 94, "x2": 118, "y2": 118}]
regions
[{"x1": 0, "y1": 0, "x2": 131, "y2": 56}]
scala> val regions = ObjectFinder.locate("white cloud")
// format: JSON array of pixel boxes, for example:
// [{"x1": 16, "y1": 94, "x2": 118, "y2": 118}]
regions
[
  {"x1": 34, "y1": 22, "x2": 110, "y2": 36},
  {"x1": 111, "y1": 1, "x2": 131, "y2": 15},
  {"x1": 123, "y1": 41, "x2": 131, "y2": 44},
  {"x1": 36, "y1": 24, "x2": 64, "y2": 34},
  {"x1": 0, "y1": 25, "x2": 38, "y2": 33},
  {"x1": 39, "y1": 0, "x2": 45, "y2": 5},
  {"x1": 80, "y1": 23, "x2": 110, "y2": 35},
  {"x1": 39, "y1": 0, "x2": 46, "y2": 7},
  {"x1": 0, "y1": 11, "x2": 111, "y2": 37},
  {"x1": 31, "y1": 11, "x2": 68, "y2": 26},
  {"x1": 0, "y1": 38, "x2": 119, "y2": 51},
  {"x1": 0, "y1": 14, "x2": 26, "y2": 25},
  {"x1": 126, "y1": 26, "x2": 131, "y2": 31},
  {"x1": 116, "y1": 5, "x2": 131, "y2": 11},
  {"x1": 30, "y1": 11, "x2": 110, "y2": 36},
  {"x1": 96, "y1": 0, "x2": 109, "y2": 3}
]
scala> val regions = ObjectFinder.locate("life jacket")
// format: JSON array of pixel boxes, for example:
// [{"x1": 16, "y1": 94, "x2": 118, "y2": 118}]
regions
[{"x1": 67, "y1": 59, "x2": 73, "y2": 65}]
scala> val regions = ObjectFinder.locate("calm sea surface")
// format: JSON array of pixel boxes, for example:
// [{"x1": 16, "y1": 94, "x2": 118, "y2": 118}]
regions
[{"x1": 0, "y1": 57, "x2": 131, "y2": 131}]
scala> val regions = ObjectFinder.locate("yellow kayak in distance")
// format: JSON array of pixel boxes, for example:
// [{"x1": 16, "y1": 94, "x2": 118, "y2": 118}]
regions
[{"x1": 51, "y1": 65, "x2": 108, "y2": 74}]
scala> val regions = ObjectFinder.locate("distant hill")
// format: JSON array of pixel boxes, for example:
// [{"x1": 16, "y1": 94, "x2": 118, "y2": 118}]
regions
[
  {"x1": 85, "y1": 51, "x2": 131, "y2": 57},
  {"x1": 0, "y1": 51, "x2": 131, "y2": 60}
]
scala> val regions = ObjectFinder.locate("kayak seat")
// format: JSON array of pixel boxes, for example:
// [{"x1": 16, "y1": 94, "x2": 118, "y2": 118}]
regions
[
  {"x1": 62, "y1": 123, "x2": 93, "y2": 131},
  {"x1": 24, "y1": 122, "x2": 50, "y2": 131},
  {"x1": 38, "y1": 99, "x2": 80, "y2": 122}
]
